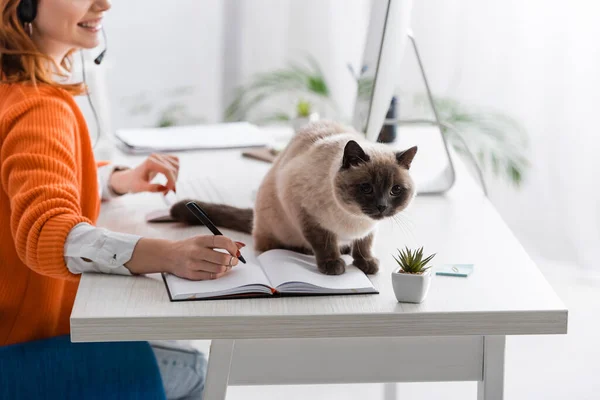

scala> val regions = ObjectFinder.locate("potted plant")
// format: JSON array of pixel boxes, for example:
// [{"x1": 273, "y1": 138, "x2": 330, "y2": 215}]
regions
[
  {"x1": 391, "y1": 246, "x2": 436, "y2": 303},
  {"x1": 291, "y1": 99, "x2": 319, "y2": 132},
  {"x1": 224, "y1": 56, "x2": 336, "y2": 125}
]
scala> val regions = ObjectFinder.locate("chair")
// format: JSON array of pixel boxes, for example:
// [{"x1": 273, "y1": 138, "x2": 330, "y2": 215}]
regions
[{"x1": 0, "y1": 335, "x2": 166, "y2": 400}]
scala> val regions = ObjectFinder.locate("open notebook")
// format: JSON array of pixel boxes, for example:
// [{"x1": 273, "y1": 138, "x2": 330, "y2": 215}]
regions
[{"x1": 162, "y1": 249, "x2": 378, "y2": 301}]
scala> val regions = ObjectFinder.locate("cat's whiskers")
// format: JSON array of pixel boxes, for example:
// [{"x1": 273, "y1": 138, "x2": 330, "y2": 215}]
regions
[
  {"x1": 391, "y1": 214, "x2": 405, "y2": 235},
  {"x1": 390, "y1": 214, "x2": 403, "y2": 237},
  {"x1": 398, "y1": 220, "x2": 414, "y2": 244},
  {"x1": 397, "y1": 210, "x2": 416, "y2": 230},
  {"x1": 393, "y1": 213, "x2": 417, "y2": 244},
  {"x1": 391, "y1": 215, "x2": 406, "y2": 237}
]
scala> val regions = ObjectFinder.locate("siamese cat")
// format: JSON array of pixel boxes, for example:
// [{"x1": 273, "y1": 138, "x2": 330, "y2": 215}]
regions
[{"x1": 171, "y1": 121, "x2": 417, "y2": 275}]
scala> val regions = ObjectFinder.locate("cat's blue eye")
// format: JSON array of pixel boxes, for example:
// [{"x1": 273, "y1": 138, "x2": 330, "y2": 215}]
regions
[
  {"x1": 360, "y1": 183, "x2": 373, "y2": 194},
  {"x1": 390, "y1": 185, "x2": 404, "y2": 196}
]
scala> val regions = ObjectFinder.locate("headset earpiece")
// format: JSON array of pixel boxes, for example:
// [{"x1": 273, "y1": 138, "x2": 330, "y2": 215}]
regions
[{"x1": 17, "y1": 0, "x2": 37, "y2": 24}]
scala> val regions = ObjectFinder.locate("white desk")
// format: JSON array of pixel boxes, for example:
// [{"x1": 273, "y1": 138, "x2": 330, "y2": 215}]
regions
[{"x1": 71, "y1": 128, "x2": 567, "y2": 400}]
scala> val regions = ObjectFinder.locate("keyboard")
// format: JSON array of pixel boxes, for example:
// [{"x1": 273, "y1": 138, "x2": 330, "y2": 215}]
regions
[
  {"x1": 149, "y1": 177, "x2": 249, "y2": 223},
  {"x1": 163, "y1": 176, "x2": 229, "y2": 206},
  {"x1": 160, "y1": 176, "x2": 256, "y2": 209}
]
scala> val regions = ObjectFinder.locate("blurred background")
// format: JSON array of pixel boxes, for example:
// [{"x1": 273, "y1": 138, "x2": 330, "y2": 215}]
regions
[
  {"x1": 78, "y1": 1, "x2": 600, "y2": 397},
  {"x1": 84, "y1": 0, "x2": 600, "y2": 273}
]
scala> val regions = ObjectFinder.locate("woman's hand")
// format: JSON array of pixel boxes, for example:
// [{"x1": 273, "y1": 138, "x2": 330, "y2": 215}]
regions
[
  {"x1": 110, "y1": 153, "x2": 179, "y2": 195},
  {"x1": 125, "y1": 235, "x2": 246, "y2": 280},
  {"x1": 168, "y1": 236, "x2": 246, "y2": 280}
]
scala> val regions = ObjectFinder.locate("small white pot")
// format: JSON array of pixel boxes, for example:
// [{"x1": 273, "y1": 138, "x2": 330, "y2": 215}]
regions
[
  {"x1": 391, "y1": 268, "x2": 432, "y2": 303},
  {"x1": 292, "y1": 112, "x2": 319, "y2": 132}
]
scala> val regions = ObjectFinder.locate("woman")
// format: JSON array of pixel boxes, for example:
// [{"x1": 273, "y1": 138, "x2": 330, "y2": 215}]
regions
[{"x1": 0, "y1": 0, "x2": 243, "y2": 398}]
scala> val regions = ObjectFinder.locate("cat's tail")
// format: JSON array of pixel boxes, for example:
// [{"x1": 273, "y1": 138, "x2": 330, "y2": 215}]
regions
[{"x1": 170, "y1": 199, "x2": 254, "y2": 234}]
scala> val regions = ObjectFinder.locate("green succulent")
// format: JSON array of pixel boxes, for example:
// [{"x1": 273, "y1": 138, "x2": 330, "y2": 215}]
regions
[{"x1": 393, "y1": 246, "x2": 436, "y2": 274}]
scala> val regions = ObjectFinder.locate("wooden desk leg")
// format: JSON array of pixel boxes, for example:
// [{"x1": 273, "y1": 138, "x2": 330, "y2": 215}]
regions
[
  {"x1": 203, "y1": 340, "x2": 235, "y2": 400},
  {"x1": 477, "y1": 335, "x2": 506, "y2": 400}
]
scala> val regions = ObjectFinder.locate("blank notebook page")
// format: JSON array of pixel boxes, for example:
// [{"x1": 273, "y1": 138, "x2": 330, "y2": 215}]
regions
[
  {"x1": 165, "y1": 262, "x2": 269, "y2": 298},
  {"x1": 257, "y1": 249, "x2": 375, "y2": 290}
]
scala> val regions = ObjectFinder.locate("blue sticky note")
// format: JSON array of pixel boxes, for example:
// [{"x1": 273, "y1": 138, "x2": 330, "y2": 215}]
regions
[{"x1": 435, "y1": 264, "x2": 474, "y2": 277}]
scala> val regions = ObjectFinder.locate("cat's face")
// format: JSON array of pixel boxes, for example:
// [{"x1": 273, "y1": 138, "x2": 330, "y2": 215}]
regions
[{"x1": 334, "y1": 141, "x2": 417, "y2": 220}]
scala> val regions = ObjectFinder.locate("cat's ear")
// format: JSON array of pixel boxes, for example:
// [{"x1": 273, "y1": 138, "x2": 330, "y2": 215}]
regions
[
  {"x1": 342, "y1": 140, "x2": 370, "y2": 169},
  {"x1": 396, "y1": 146, "x2": 418, "y2": 169}
]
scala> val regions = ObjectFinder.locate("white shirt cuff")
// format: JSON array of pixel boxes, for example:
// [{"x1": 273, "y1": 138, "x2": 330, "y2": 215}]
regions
[
  {"x1": 97, "y1": 163, "x2": 130, "y2": 201},
  {"x1": 64, "y1": 222, "x2": 142, "y2": 275}
]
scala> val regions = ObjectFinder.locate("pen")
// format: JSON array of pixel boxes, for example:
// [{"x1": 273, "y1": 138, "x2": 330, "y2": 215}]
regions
[{"x1": 185, "y1": 201, "x2": 247, "y2": 264}]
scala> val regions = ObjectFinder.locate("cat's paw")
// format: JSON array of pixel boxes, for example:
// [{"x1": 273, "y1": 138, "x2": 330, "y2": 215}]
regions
[
  {"x1": 353, "y1": 257, "x2": 379, "y2": 274},
  {"x1": 318, "y1": 258, "x2": 346, "y2": 275}
]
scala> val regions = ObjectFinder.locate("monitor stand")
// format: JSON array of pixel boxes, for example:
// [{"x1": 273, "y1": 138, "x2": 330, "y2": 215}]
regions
[{"x1": 382, "y1": 30, "x2": 457, "y2": 196}]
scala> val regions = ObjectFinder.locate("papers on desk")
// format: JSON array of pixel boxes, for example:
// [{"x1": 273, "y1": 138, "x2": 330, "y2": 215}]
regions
[{"x1": 114, "y1": 122, "x2": 270, "y2": 154}]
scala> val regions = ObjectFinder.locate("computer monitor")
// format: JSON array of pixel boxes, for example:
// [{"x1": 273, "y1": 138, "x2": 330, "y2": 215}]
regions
[
  {"x1": 352, "y1": 0, "x2": 456, "y2": 195},
  {"x1": 352, "y1": 0, "x2": 413, "y2": 142}
]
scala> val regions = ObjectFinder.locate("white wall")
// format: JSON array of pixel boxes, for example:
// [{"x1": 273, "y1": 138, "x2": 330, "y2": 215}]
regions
[
  {"x1": 98, "y1": 0, "x2": 225, "y2": 129},
  {"x1": 88, "y1": 0, "x2": 370, "y2": 126},
  {"x1": 230, "y1": 0, "x2": 370, "y2": 121},
  {"x1": 408, "y1": 0, "x2": 600, "y2": 266}
]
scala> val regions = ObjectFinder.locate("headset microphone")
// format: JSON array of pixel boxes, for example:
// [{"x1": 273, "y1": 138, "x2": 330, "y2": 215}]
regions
[
  {"x1": 82, "y1": 27, "x2": 108, "y2": 147},
  {"x1": 94, "y1": 28, "x2": 107, "y2": 65}
]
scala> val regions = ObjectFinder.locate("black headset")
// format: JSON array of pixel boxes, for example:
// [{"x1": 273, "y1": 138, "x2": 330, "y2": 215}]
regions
[
  {"x1": 16, "y1": 0, "x2": 36, "y2": 23},
  {"x1": 16, "y1": 0, "x2": 107, "y2": 146}
]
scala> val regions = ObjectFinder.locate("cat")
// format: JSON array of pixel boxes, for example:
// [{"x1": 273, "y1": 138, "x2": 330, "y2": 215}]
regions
[{"x1": 170, "y1": 120, "x2": 417, "y2": 276}]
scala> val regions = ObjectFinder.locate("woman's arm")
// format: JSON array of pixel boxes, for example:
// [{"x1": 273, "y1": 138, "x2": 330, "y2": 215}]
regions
[
  {"x1": 64, "y1": 222, "x2": 246, "y2": 279},
  {"x1": 1, "y1": 96, "x2": 94, "y2": 280},
  {"x1": 64, "y1": 222, "x2": 141, "y2": 275}
]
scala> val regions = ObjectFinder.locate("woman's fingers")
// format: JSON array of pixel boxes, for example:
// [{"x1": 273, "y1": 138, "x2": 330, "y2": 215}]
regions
[
  {"x1": 189, "y1": 261, "x2": 233, "y2": 275},
  {"x1": 193, "y1": 247, "x2": 239, "y2": 267},
  {"x1": 138, "y1": 183, "x2": 168, "y2": 193},
  {"x1": 162, "y1": 155, "x2": 180, "y2": 172},
  {"x1": 169, "y1": 233, "x2": 247, "y2": 281},
  {"x1": 146, "y1": 155, "x2": 178, "y2": 192},
  {"x1": 149, "y1": 154, "x2": 178, "y2": 178},
  {"x1": 151, "y1": 153, "x2": 179, "y2": 173},
  {"x1": 195, "y1": 235, "x2": 240, "y2": 257},
  {"x1": 184, "y1": 270, "x2": 229, "y2": 281}
]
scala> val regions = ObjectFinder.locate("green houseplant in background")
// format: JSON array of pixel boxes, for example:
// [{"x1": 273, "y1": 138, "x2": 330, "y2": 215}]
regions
[
  {"x1": 410, "y1": 94, "x2": 530, "y2": 187},
  {"x1": 224, "y1": 56, "x2": 337, "y2": 125},
  {"x1": 225, "y1": 57, "x2": 529, "y2": 188}
]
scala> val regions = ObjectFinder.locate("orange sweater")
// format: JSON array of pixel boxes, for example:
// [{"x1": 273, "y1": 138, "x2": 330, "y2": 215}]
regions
[{"x1": 0, "y1": 83, "x2": 101, "y2": 346}]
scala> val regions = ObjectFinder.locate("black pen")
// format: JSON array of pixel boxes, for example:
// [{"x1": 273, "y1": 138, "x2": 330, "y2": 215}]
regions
[{"x1": 185, "y1": 201, "x2": 247, "y2": 264}]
